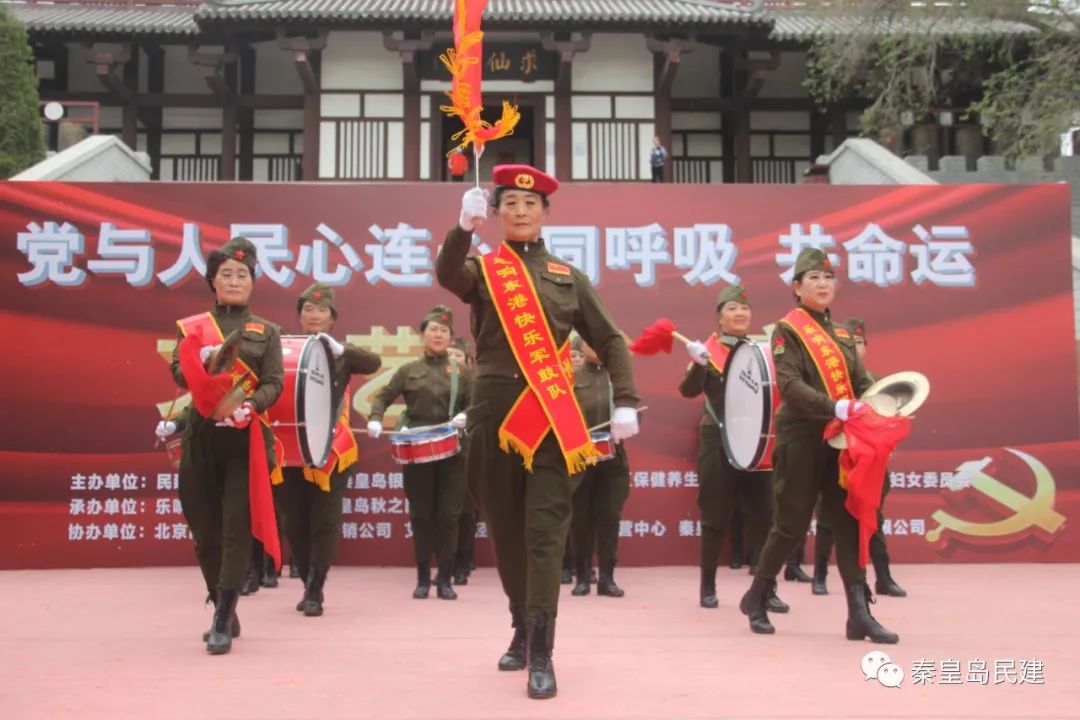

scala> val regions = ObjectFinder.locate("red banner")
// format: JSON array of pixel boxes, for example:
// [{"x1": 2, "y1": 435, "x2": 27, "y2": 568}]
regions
[{"x1": 1, "y1": 181, "x2": 1076, "y2": 568}]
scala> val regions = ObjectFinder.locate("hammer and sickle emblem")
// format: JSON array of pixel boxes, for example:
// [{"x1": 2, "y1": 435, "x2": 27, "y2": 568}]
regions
[
  {"x1": 926, "y1": 448, "x2": 1066, "y2": 544},
  {"x1": 515, "y1": 173, "x2": 535, "y2": 189}
]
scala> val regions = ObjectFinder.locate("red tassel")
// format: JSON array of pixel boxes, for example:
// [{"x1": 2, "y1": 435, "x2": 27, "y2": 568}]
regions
[{"x1": 629, "y1": 318, "x2": 679, "y2": 356}]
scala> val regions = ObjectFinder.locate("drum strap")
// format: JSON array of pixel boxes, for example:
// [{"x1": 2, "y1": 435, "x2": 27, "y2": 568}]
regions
[{"x1": 448, "y1": 358, "x2": 460, "y2": 420}]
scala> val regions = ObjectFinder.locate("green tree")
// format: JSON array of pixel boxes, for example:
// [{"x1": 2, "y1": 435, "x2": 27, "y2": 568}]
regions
[
  {"x1": 803, "y1": 0, "x2": 1080, "y2": 159},
  {"x1": 0, "y1": 5, "x2": 46, "y2": 178}
]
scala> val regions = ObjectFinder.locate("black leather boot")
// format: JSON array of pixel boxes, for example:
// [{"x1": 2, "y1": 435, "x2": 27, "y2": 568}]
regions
[
  {"x1": 738, "y1": 577, "x2": 776, "y2": 634},
  {"x1": 845, "y1": 583, "x2": 900, "y2": 644},
  {"x1": 571, "y1": 557, "x2": 590, "y2": 596},
  {"x1": 526, "y1": 617, "x2": 557, "y2": 699},
  {"x1": 202, "y1": 592, "x2": 240, "y2": 641},
  {"x1": 766, "y1": 587, "x2": 789, "y2": 614},
  {"x1": 295, "y1": 562, "x2": 310, "y2": 611},
  {"x1": 699, "y1": 565, "x2": 719, "y2": 609},
  {"x1": 261, "y1": 553, "x2": 279, "y2": 588},
  {"x1": 435, "y1": 558, "x2": 458, "y2": 600},
  {"x1": 783, "y1": 559, "x2": 812, "y2": 583},
  {"x1": 873, "y1": 556, "x2": 907, "y2": 597},
  {"x1": 729, "y1": 537, "x2": 744, "y2": 570},
  {"x1": 288, "y1": 559, "x2": 300, "y2": 579},
  {"x1": 597, "y1": 560, "x2": 624, "y2": 597},
  {"x1": 497, "y1": 605, "x2": 527, "y2": 671},
  {"x1": 811, "y1": 557, "x2": 829, "y2": 596},
  {"x1": 302, "y1": 567, "x2": 328, "y2": 616},
  {"x1": 206, "y1": 588, "x2": 239, "y2": 655},
  {"x1": 240, "y1": 565, "x2": 260, "y2": 596},
  {"x1": 413, "y1": 562, "x2": 431, "y2": 599}
]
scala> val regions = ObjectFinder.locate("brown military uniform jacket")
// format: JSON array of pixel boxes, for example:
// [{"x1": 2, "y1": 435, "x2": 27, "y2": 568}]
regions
[
  {"x1": 368, "y1": 352, "x2": 472, "y2": 427},
  {"x1": 170, "y1": 303, "x2": 284, "y2": 414},
  {"x1": 572, "y1": 361, "x2": 613, "y2": 428},
  {"x1": 435, "y1": 227, "x2": 638, "y2": 408},
  {"x1": 771, "y1": 305, "x2": 873, "y2": 435},
  {"x1": 678, "y1": 334, "x2": 741, "y2": 427},
  {"x1": 331, "y1": 343, "x2": 382, "y2": 408}
]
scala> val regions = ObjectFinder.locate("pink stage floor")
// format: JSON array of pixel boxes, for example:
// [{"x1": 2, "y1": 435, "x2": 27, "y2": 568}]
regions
[{"x1": 1, "y1": 564, "x2": 1077, "y2": 719}]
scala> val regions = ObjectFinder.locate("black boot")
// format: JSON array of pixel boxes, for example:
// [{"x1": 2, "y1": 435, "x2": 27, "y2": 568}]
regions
[
  {"x1": 302, "y1": 567, "x2": 328, "y2": 616},
  {"x1": 240, "y1": 565, "x2": 260, "y2": 596},
  {"x1": 766, "y1": 587, "x2": 789, "y2": 614},
  {"x1": 597, "y1": 560, "x2": 624, "y2": 597},
  {"x1": 452, "y1": 552, "x2": 470, "y2": 585},
  {"x1": 294, "y1": 563, "x2": 310, "y2": 611},
  {"x1": 498, "y1": 605, "x2": 527, "y2": 671},
  {"x1": 845, "y1": 583, "x2": 900, "y2": 644},
  {"x1": 288, "y1": 559, "x2": 300, "y2": 579},
  {"x1": 784, "y1": 560, "x2": 812, "y2": 583},
  {"x1": 206, "y1": 588, "x2": 239, "y2": 655},
  {"x1": 202, "y1": 592, "x2": 240, "y2": 641},
  {"x1": 435, "y1": 558, "x2": 457, "y2": 600},
  {"x1": 571, "y1": 557, "x2": 590, "y2": 596},
  {"x1": 526, "y1": 617, "x2": 557, "y2": 699},
  {"x1": 729, "y1": 538, "x2": 744, "y2": 570},
  {"x1": 738, "y1": 577, "x2": 776, "y2": 634},
  {"x1": 413, "y1": 562, "x2": 431, "y2": 599},
  {"x1": 873, "y1": 556, "x2": 907, "y2": 597},
  {"x1": 261, "y1": 553, "x2": 279, "y2": 588},
  {"x1": 811, "y1": 557, "x2": 829, "y2": 596},
  {"x1": 699, "y1": 565, "x2": 719, "y2": 609}
]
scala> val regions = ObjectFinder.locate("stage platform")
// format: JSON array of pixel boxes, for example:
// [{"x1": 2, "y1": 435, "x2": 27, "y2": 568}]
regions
[{"x1": 2, "y1": 564, "x2": 1077, "y2": 719}]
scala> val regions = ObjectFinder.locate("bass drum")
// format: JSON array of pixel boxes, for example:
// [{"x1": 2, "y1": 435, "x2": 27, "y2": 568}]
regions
[
  {"x1": 267, "y1": 335, "x2": 337, "y2": 468},
  {"x1": 720, "y1": 340, "x2": 780, "y2": 472}
]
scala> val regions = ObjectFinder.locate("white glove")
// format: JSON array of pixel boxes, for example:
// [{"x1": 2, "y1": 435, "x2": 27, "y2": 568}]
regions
[
  {"x1": 318, "y1": 332, "x2": 345, "y2": 358},
  {"x1": 155, "y1": 421, "x2": 177, "y2": 438},
  {"x1": 217, "y1": 402, "x2": 253, "y2": 428},
  {"x1": 450, "y1": 412, "x2": 467, "y2": 429},
  {"x1": 200, "y1": 344, "x2": 222, "y2": 364},
  {"x1": 367, "y1": 420, "x2": 383, "y2": 439},
  {"x1": 685, "y1": 340, "x2": 709, "y2": 366},
  {"x1": 834, "y1": 399, "x2": 866, "y2": 421},
  {"x1": 458, "y1": 187, "x2": 489, "y2": 232},
  {"x1": 610, "y1": 406, "x2": 640, "y2": 443}
]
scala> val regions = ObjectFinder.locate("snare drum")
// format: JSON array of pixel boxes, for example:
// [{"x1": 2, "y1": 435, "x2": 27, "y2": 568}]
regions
[
  {"x1": 165, "y1": 436, "x2": 183, "y2": 469},
  {"x1": 721, "y1": 340, "x2": 780, "y2": 472},
  {"x1": 389, "y1": 426, "x2": 461, "y2": 465},
  {"x1": 589, "y1": 431, "x2": 616, "y2": 463},
  {"x1": 266, "y1": 335, "x2": 337, "y2": 468}
]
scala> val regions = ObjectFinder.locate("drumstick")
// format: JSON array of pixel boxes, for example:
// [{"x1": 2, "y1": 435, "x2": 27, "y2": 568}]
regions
[
  {"x1": 587, "y1": 405, "x2": 649, "y2": 433},
  {"x1": 154, "y1": 389, "x2": 183, "y2": 449},
  {"x1": 670, "y1": 331, "x2": 692, "y2": 346}
]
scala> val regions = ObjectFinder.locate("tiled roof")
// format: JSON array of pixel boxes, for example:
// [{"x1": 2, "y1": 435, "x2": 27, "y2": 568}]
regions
[
  {"x1": 194, "y1": 0, "x2": 771, "y2": 28},
  {"x1": 7, "y1": 3, "x2": 201, "y2": 36},
  {"x1": 770, "y1": 11, "x2": 1038, "y2": 41}
]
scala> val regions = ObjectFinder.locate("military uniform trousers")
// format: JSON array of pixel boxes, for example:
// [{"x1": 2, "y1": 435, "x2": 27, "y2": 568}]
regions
[
  {"x1": 403, "y1": 453, "x2": 466, "y2": 565},
  {"x1": 754, "y1": 420, "x2": 866, "y2": 588},
  {"x1": 178, "y1": 421, "x2": 257, "y2": 593},
  {"x1": 570, "y1": 445, "x2": 630, "y2": 566},
  {"x1": 814, "y1": 470, "x2": 893, "y2": 563},
  {"x1": 280, "y1": 467, "x2": 349, "y2": 579},
  {"x1": 468, "y1": 376, "x2": 583, "y2": 621}
]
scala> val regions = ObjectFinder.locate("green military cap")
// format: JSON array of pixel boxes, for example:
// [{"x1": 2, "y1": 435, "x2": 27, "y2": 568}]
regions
[
  {"x1": 297, "y1": 281, "x2": 337, "y2": 319},
  {"x1": 205, "y1": 236, "x2": 258, "y2": 291},
  {"x1": 451, "y1": 336, "x2": 470, "y2": 352},
  {"x1": 843, "y1": 318, "x2": 867, "y2": 343},
  {"x1": 716, "y1": 285, "x2": 750, "y2": 309},
  {"x1": 420, "y1": 304, "x2": 454, "y2": 332},
  {"x1": 792, "y1": 247, "x2": 834, "y2": 279}
]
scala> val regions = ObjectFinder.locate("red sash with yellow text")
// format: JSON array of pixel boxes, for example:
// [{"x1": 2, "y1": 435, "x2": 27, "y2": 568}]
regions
[
  {"x1": 303, "y1": 387, "x2": 358, "y2": 491},
  {"x1": 777, "y1": 308, "x2": 855, "y2": 402},
  {"x1": 478, "y1": 246, "x2": 599, "y2": 474},
  {"x1": 177, "y1": 312, "x2": 283, "y2": 569},
  {"x1": 703, "y1": 333, "x2": 730, "y2": 374}
]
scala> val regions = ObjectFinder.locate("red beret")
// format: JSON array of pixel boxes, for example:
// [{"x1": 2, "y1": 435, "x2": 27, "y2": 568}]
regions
[{"x1": 492, "y1": 164, "x2": 559, "y2": 197}]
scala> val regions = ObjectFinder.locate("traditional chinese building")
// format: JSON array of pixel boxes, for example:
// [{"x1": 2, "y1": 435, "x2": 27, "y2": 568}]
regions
[{"x1": 9, "y1": 0, "x2": 1033, "y2": 183}]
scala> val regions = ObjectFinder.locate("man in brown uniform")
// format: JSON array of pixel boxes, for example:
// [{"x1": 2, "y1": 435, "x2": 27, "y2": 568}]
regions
[
  {"x1": 738, "y1": 248, "x2": 899, "y2": 644},
  {"x1": 568, "y1": 333, "x2": 631, "y2": 598},
  {"x1": 280, "y1": 282, "x2": 382, "y2": 616},
  {"x1": 679, "y1": 286, "x2": 787, "y2": 614},
  {"x1": 811, "y1": 318, "x2": 906, "y2": 598},
  {"x1": 368, "y1": 306, "x2": 472, "y2": 601},
  {"x1": 437, "y1": 164, "x2": 640, "y2": 699}
]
